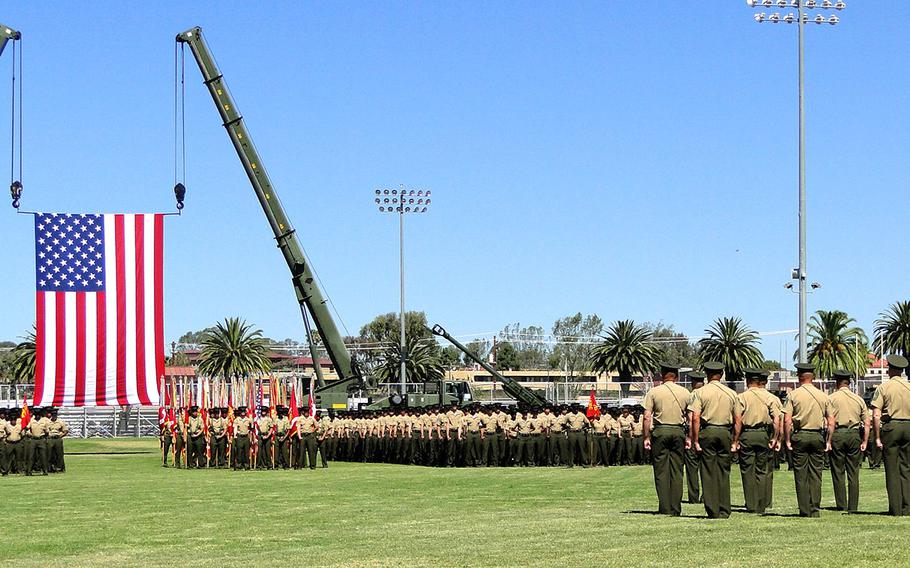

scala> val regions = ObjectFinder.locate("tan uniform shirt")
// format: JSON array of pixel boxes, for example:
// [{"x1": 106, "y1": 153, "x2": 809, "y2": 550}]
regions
[
  {"x1": 566, "y1": 412, "x2": 589, "y2": 432},
  {"x1": 609, "y1": 417, "x2": 620, "y2": 435},
  {"x1": 617, "y1": 414, "x2": 636, "y2": 433},
  {"x1": 551, "y1": 414, "x2": 567, "y2": 433},
  {"x1": 871, "y1": 377, "x2": 910, "y2": 420},
  {"x1": 256, "y1": 416, "x2": 275, "y2": 436},
  {"x1": 481, "y1": 414, "x2": 498, "y2": 434},
  {"x1": 830, "y1": 387, "x2": 869, "y2": 429},
  {"x1": 275, "y1": 416, "x2": 290, "y2": 437},
  {"x1": 187, "y1": 415, "x2": 205, "y2": 437},
  {"x1": 632, "y1": 416, "x2": 644, "y2": 436},
  {"x1": 0, "y1": 418, "x2": 6, "y2": 440},
  {"x1": 642, "y1": 382, "x2": 690, "y2": 426},
  {"x1": 689, "y1": 381, "x2": 742, "y2": 425},
  {"x1": 783, "y1": 384, "x2": 834, "y2": 431},
  {"x1": 298, "y1": 416, "x2": 318, "y2": 434},
  {"x1": 592, "y1": 415, "x2": 611, "y2": 434},
  {"x1": 47, "y1": 418, "x2": 69, "y2": 439},
  {"x1": 513, "y1": 415, "x2": 533, "y2": 435},
  {"x1": 738, "y1": 387, "x2": 782, "y2": 427},
  {"x1": 5, "y1": 419, "x2": 23, "y2": 442},
  {"x1": 538, "y1": 413, "x2": 555, "y2": 433},
  {"x1": 464, "y1": 414, "x2": 483, "y2": 433},
  {"x1": 28, "y1": 417, "x2": 49, "y2": 438},
  {"x1": 446, "y1": 410, "x2": 465, "y2": 430},
  {"x1": 234, "y1": 416, "x2": 252, "y2": 437},
  {"x1": 211, "y1": 417, "x2": 227, "y2": 437}
]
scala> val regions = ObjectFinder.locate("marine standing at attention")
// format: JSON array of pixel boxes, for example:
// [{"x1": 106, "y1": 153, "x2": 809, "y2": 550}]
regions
[
  {"x1": 688, "y1": 361, "x2": 741, "y2": 519},
  {"x1": 871, "y1": 355, "x2": 910, "y2": 516},
  {"x1": 737, "y1": 369, "x2": 781, "y2": 514},
  {"x1": 684, "y1": 371, "x2": 705, "y2": 504},
  {"x1": 642, "y1": 364, "x2": 690, "y2": 516},
  {"x1": 828, "y1": 369, "x2": 869, "y2": 512},
  {"x1": 783, "y1": 363, "x2": 835, "y2": 518}
]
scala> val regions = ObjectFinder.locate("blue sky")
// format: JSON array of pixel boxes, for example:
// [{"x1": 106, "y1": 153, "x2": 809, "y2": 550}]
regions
[{"x1": 0, "y1": 2, "x2": 906, "y2": 365}]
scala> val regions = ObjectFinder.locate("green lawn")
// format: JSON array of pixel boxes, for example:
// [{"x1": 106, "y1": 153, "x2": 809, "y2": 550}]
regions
[{"x1": 3, "y1": 438, "x2": 908, "y2": 567}]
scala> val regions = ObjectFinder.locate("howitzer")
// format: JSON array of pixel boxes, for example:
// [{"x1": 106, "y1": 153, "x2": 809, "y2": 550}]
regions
[{"x1": 429, "y1": 324, "x2": 550, "y2": 407}]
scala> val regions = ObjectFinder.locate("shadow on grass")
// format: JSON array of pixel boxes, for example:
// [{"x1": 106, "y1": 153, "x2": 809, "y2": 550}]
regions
[{"x1": 623, "y1": 510, "x2": 707, "y2": 519}]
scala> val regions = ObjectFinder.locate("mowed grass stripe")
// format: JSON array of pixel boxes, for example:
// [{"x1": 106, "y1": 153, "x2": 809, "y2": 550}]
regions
[{"x1": 1, "y1": 438, "x2": 908, "y2": 568}]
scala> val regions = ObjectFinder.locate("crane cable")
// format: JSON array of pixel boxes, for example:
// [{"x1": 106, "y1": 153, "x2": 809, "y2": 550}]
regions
[
  {"x1": 173, "y1": 41, "x2": 186, "y2": 210},
  {"x1": 9, "y1": 35, "x2": 22, "y2": 209}
]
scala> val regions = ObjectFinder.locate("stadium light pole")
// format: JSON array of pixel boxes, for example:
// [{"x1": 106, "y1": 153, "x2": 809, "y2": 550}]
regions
[
  {"x1": 374, "y1": 187, "x2": 432, "y2": 396},
  {"x1": 747, "y1": 0, "x2": 845, "y2": 363}
]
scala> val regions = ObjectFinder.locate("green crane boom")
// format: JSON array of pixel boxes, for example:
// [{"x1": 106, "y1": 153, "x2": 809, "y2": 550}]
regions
[
  {"x1": 0, "y1": 24, "x2": 19, "y2": 58},
  {"x1": 177, "y1": 27, "x2": 360, "y2": 389}
]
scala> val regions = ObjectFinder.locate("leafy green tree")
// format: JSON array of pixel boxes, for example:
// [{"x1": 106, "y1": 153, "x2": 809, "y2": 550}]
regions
[
  {"x1": 804, "y1": 310, "x2": 869, "y2": 379},
  {"x1": 463, "y1": 338, "x2": 491, "y2": 366},
  {"x1": 643, "y1": 321, "x2": 701, "y2": 368},
  {"x1": 761, "y1": 359, "x2": 782, "y2": 372},
  {"x1": 358, "y1": 311, "x2": 434, "y2": 346},
  {"x1": 874, "y1": 301, "x2": 910, "y2": 357},
  {"x1": 197, "y1": 318, "x2": 272, "y2": 379},
  {"x1": 495, "y1": 342, "x2": 520, "y2": 371},
  {"x1": 697, "y1": 317, "x2": 764, "y2": 381},
  {"x1": 590, "y1": 320, "x2": 661, "y2": 382},
  {"x1": 499, "y1": 323, "x2": 549, "y2": 369},
  {"x1": 176, "y1": 327, "x2": 217, "y2": 349},
  {"x1": 9, "y1": 329, "x2": 36, "y2": 384},
  {"x1": 552, "y1": 313, "x2": 603, "y2": 380},
  {"x1": 375, "y1": 336, "x2": 444, "y2": 383},
  {"x1": 438, "y1": 345, "x2": 461, "y2": 368}
]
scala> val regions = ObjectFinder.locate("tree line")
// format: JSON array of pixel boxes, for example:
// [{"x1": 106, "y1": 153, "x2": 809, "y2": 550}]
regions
[{"x1": 3, "y1": 301, "x2": 910, "y2": 385}]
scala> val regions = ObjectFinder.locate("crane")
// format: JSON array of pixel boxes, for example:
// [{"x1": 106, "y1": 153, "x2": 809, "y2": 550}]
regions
[
  {"x1": 176, "y1": 27, "x2": 363, "y2": 405},
  {"x1": 0, "y1": 23, "x2": 19, "y2": 57}
]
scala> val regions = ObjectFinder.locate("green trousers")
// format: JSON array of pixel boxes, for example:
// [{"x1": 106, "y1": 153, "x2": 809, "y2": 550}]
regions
[
  {"x1": 465, "y1": 432, "x2": 482, "y2": 466},
  {"x1": 620, "y1": 432, "x2": 633, "y2": 465},
  {"x1": 792, "y1": 430, "x2": 825, "y2": 517},
  {"x1": 738, "y1": 428, "x2": 773, "y2": 513},
  {"x1": 593, "y1": 434, "x2": 610, "y2": 466},
  {"x1": 211, "y1": 437, "x2": 227, "y2": 468},
  {"x1": 698, "y1": 426, "x2": 733, "y2": 518},
  {"x1": 48, "y1": 437, "x2": 65, "y2": 472},
  {"x1": 830, "y1": 428, "x2": 862, "y2": 512},
  {"x1": 233, "y1": 436, "x2": 250, "y2": 469},
  {"x1": 880, "y1": 421, "x2": 910, "y2": 516},
  {"x1": 651, "y1": 425, "x2": 686, "y2": 516},
  {"x1": 567, "y1": 431, "x2": 588, "y2": 467},
  {"x1": 0, "y1": 440, "x2": 8, "y2": 474},
  {"x1": 552, "y1": 433, "x2": 567, "y2": 466},
  {"x1": 684, "y1": 447, "x2": 701, "y2": 503},
  {"x1": 25, "y1": 437, "x2": 47, "y2": 475},
  {"x1": 188, "y1": 436, "x2": 206, "y2": 468},
  {"x1": 301, "y1": 433, "x2": 317, "y2": 469},
  {"x1": 481, "y1": 434, "x2": 498, "y2": 466}
]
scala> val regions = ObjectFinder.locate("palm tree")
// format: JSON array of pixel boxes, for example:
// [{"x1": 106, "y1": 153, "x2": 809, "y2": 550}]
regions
[
  {"x1": 197, "y1": 318, "x2": 272, "y2": 379},
  {"x1": 10, "y1": 327, "x2": 36, "y2": 383},
  {"x1": 590, "y1": 320, "x2": 661, "y2": 382},
  {"x1": 697, "y1": 317, "x2": 763, "y2": 380},
  {"x1": 805, "y1": 310, "x2": 869, "y2": 379},
  {"x1": 874, "y1": 301, "x2": 910, "y2": 357},
  {"x1": 375, "y1": 336, "x2": 445, "y2": 383}
]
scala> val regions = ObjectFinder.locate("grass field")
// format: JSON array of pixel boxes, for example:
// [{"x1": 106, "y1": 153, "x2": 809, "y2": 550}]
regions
[{"x1": 3, "y1": 438, "x2": 909, "y2": 567}]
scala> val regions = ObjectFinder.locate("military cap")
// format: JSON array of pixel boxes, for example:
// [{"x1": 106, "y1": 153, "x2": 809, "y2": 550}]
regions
[
  {"x1": 832, "y1": 369, "x2": 854, "y2": 380},
  {"x1": 189, "y1": 405, "x2": 199, "y2": 412},
  {"x1": 298, "y1": 406, "x2": 307, "y2": 413},
  {"x1": 687, "y1": 370, "x2": 706, "y2": 380},
  {"x1": 236, "y1": 405, "x2": 248, "y2": 412},
  {"x1": 795, "y1": 362, "x2": 815, "y2": 373},
  {"x1": 887, "y1": 354, "x2": 909, "y2": 370},
  {"x1": 660, "y1": 362, "x2": 679, "y2": 374},
  {"x1": 0, "y1": 408, "x2": 6, "y2": 417},
  {"x1": 703, "y1": 361, "x2": 724, "y2": 374},
  {"x1": 743, "y1": 367, "x2": 762, "y2": 379}
]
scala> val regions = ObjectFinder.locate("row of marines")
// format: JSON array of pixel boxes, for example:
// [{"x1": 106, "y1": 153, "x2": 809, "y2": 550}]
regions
[
  {"x1": 643, "y1": 356, "x2": 910, "y2": 518},
  {"x1": 0, "y1": 407, "x2": 69, "y2": 476}
]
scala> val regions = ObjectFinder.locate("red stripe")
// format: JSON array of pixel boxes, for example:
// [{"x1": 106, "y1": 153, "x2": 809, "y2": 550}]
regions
[
  {"x1": 134, "y1": 215, "x2": 150, "y2": 405},
  {"x1": 95, "y1": 291, "x2": 107, "y2": 406},
  {"x1": 154, "y1": 214, "x2": 165, "y2": 401},
  {"x1": 75, "y1": 292, "x2": 86, "y2": 406},
  {"x1": 53, "y1": 293, "x2": 66, "y2": 407},
  {"x1": 34, "y1": 292, "x2": 46, "y2": 406},
  {"x1": 115, "y1": 215, "x2": 127, "y2": 406}
]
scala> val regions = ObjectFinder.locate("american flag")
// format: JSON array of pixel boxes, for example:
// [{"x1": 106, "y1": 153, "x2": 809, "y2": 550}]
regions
[{"x1": 32, "y1": 213, "x2": 164, "y2": 407}]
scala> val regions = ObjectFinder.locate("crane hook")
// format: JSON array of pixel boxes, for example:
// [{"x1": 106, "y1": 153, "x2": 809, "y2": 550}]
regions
[
  {"x1": 10, "y1": 180, "x2": 22, "y2": 209},
  {"x1": 174, "y1": 182, "x2": 186, "y2": 211}
]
